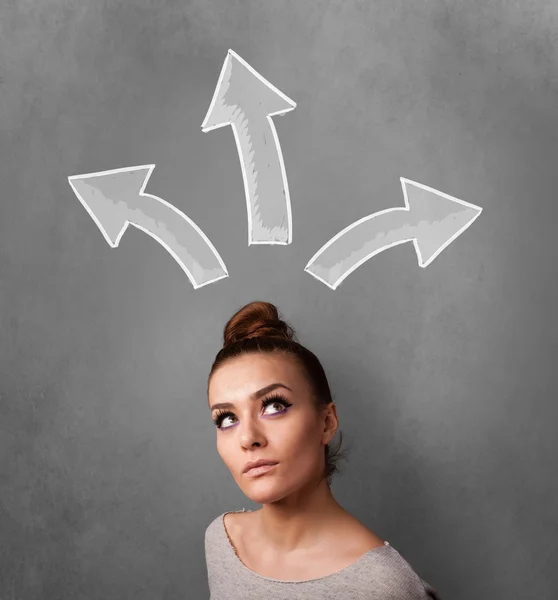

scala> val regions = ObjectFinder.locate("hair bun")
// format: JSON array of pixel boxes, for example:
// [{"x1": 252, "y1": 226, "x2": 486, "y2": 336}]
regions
[{"x1": 223, "y1": 301, "x2": 297, "y2": 348}]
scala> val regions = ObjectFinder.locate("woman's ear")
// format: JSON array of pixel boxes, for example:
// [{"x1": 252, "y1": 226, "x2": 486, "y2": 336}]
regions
[{"x1": 321, "y1": 403, "x2": 339, "y2": 444}]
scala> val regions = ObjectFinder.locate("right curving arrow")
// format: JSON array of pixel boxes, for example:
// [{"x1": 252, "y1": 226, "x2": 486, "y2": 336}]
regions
[
  {"x1": 304, "y1": 177, "x2": 483, "y2": 290},
  {"x1": 68, "y1": 165, "x2": 229, "y2": 290}
]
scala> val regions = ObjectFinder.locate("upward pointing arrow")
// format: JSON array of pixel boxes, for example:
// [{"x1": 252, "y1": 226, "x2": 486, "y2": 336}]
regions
[
  {"x1": 68, "y1": 165, "x2": 229, "y2": 290},
  {"x1": 202, "y1": 49, "x2": 296, "y2": 246}
]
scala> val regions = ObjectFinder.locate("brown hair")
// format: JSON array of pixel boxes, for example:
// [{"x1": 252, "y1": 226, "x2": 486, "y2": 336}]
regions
[{"x1": 207, "y1": 300, "x2": 349, "y2": 487}]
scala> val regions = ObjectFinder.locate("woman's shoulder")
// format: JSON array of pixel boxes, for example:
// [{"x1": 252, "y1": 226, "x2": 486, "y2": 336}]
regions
[
  {"x1": 205, "y1": 509, "x2": 251, "y2": 539},
  {"x1": 368, "y1": 544, "x2": 441, "y2": 599},
  {"x1": 204, "y1": 511, "x2": 225, "y2": 542}
]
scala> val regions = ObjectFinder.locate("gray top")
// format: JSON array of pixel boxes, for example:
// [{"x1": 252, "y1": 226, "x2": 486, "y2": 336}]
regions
[{"x1": 205, "y1": 509, "x2": 441, "y2": 599}]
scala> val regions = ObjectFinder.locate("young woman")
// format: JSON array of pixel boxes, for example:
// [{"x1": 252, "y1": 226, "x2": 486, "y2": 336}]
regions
[{"x1": 204, "y1": 300, "x2": 441, "y2": 599}]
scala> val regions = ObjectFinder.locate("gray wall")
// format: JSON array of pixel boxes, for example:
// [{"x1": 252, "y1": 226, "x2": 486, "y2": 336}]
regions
[{"x1": 1, "y1": 1, "x2": 556, "y2": 598}]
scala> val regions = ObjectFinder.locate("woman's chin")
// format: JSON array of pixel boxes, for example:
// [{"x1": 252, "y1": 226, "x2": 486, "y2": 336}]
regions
[{"x1": 242, "y1": 481, "x2": 289, "y2": 505}]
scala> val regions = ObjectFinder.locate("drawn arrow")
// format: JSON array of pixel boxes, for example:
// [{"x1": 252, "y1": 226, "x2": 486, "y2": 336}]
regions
[
  {"x1": 68, "y1": 165, "x2": 229, "y2": 290},
  {"x1": 304, "y1": 178, "x2": 483, "y2": 290},
  {"x1": 201, "y1": 49, "x2": 296, "y2": 246}
]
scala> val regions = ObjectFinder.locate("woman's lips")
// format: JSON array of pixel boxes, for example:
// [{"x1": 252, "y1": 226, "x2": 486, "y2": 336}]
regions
[{"x1": 244, "y1": 463, "x2": 278, "y2": 477}]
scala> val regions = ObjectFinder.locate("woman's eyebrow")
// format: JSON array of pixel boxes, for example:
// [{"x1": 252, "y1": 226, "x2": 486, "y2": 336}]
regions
[{"x1": 210, "y1": 382, "x2": 292, "y2": 412}]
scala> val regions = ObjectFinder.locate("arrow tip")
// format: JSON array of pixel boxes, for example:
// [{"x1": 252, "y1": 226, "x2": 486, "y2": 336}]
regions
[
  {"x1": 202, "y1": 49, "x2": 296, "y2": 131},
  {"x1": 400, "y1": 177, "x2": 483, "y2": 266}
]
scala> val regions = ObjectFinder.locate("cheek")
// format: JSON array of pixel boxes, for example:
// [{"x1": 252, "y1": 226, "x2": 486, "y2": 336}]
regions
[
  {"x1": 216, "y1": 438, "x2": 234, "y2": 470},
  {"x1": 280, "y1": 422, "x2": 322, "y2": 463},
  {"x1": 216, "y1": 433, "x2": 252, "y2": 474}
]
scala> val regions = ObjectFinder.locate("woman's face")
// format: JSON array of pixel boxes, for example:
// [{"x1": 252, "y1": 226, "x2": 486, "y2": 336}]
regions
[{"x1": 208, "y1": 352, "x2": 338, "y2": 505}]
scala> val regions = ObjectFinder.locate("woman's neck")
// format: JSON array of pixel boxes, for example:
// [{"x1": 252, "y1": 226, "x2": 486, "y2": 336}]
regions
[{"x1": 252, "y1": 478, "x2": 349, "y2": 555}]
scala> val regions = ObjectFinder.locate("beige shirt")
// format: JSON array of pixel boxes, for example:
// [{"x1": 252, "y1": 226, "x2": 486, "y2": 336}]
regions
[{"x1": 205, "y1": 510, "x2": 441, "y2": 599}]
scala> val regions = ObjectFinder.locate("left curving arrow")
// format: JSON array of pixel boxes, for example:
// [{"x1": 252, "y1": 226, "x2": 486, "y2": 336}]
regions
[
  {"x1": 68, "y1": 165, "x2": 229, "y2": 290},
  {"x1": 202, "y1": 49, "x2": 296, "y2": 246}
]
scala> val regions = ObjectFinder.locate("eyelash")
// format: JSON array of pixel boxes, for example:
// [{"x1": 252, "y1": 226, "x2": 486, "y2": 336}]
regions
[{"x1": 213, "y1": 393, "x2": 293, "y2": 430}]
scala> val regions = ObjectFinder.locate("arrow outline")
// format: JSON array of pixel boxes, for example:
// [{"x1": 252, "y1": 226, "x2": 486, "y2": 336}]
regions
[
  {"x1": 68, "y1": 164, "x2": 229, "y2": 290},
  {"x1": 304, "y1": 176, "x2": 484, "y2": 290},
  {"x1": 201, "y1": 49, "x2": 297, "y2": 246}
]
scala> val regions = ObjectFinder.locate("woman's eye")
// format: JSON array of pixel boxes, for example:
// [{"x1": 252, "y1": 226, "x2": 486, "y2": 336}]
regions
[
  {"x1": 222, "y1": 403, "x2": 279, "y2": 426},
  {"x1": 216, "y1": 396, "x2": 292, "y2": 429}
]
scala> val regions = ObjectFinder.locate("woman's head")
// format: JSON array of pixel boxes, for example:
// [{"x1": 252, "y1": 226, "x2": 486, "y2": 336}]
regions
[{"x1": 207, "y1": 301, "x2": 348, "y2": 505}]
